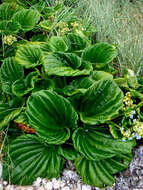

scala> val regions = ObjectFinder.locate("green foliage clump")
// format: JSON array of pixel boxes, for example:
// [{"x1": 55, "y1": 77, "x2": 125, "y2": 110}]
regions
[{"x1": 0, "y1": 0, "x2": 143, "y2": 188}]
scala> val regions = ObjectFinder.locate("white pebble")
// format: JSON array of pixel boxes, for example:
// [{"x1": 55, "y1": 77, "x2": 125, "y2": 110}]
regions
[
  {"x1": 26, "y1": 188, "x2": 33, "y2": 190},
  {"x1": 63, "y1": 170, "x2": 73, "y2": 178},
  {"x1": 77, "y1": 182, "x2": 82, "y2": 189},
  {"x1": 39, "y1": 187, "x2": 45, "y2": 190},
  {"x1": 82, "y1": 184, "x2": 91, "y2": 190},
  {"x1": 52, "y1": 178, "x2": 57, "y2": 183},
  {"x1": 37, "y1": 177, "x2": 42, "y2": 183},
  {"x1": 53, "y1": 180, "x2": 60, "y2": 189},
  {"x1": 33, "y1": 177, "x2": 42, "y2": 187},
  {"x1": 42, "y1": 179, "x2": 47, "y2": 185},
  {"x1": 61, "y1": 186, "x2": 70, "y2": 190},
  {"x1": 45, "y1": 182, "x2": 53, "y2": 190},
  {"x1": 3, "y1": 181, "x2": 8, "y2": 186},
  {"x1": 33, "y1": 181, "x2": 41, "y2": 187},
  {"x1": 60, "y1": 181, "x2": 65, "y2": 188}
]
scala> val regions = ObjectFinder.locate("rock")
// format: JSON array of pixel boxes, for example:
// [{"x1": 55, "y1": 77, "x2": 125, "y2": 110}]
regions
[
  {"x1": 52, "y1": 179, "x2": 61, "y2": 189},
  {"x1": 44, "y1": 182, "x2": 53, "y2": 190},
  {"x1": 3, "y1": 181, "x2": 8, "y2": 186},
  {"x1": 33, "y1": 177, "x2": 42, "y2": 187},
  {"x1": 26, "y1": 188, "x2": 33, "y2": 190},
  {"x1": 113, "y1": 146, "x2": 143, "y2": 190},
  {"x1": 61, "y1": 186, "x2": 70, "y2": 190},
  {"x1": 82, "y1": 184, "x2": 92, "y2": 190}
]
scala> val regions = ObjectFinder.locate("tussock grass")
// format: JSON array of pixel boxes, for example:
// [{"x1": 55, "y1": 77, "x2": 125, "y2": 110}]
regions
[{"x1": 73, "y1": 0, "x2": 143, "y2": 76}]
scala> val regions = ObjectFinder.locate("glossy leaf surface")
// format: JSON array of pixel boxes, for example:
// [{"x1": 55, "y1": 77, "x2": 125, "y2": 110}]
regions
[
  {"x1": 0, "y1": 57, "x2": 24, "y2": 94},
  {"x1": 15, "y1": 44, "x2": 43, "y2": 68},
  {"x1": 80, "y1": 79, "x2": 124, "y2": 124},
  {"x1": 82, "y1": 43, "x2": 117, "y2": 65},
  {"x1": 26, "y1": 90, "x2": 78, "y2": 144},
  {"x1": 74, "y1": 154, "x2": 132, "y2": 187},
  {"x1": 73, "y1": 127, "x2": 136, "y2": 160},
  {"x1": 43, "y1": 53, "x2": 92, "y2": 76},
  {"x1": 3, "y1": 135, "x2": 64, "y2": 185},
  {"x1": 12, "y1": 9, "x2": 40, "y2": 31}
]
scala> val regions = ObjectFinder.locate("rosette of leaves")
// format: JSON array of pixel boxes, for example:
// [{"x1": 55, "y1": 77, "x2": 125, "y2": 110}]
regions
[
  {"x1": 0, "y1": 2, "x2": 41, "y2": 35},
  {"x1": 0, "y1": 29, "x2": 137, "y2": 187}
]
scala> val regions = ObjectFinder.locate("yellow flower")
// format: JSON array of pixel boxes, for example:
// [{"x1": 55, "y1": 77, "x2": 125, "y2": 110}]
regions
[
  {"x1": 120, "y1": 127, "x2": 132, "y2": 139},
  {"x1": 3, "y1": 35, "x2": 17, "y2": 45},
  {"x1": 123, "y1": 92, "x2": 135, "y2": 110},
  {"x1": 133, "y1": 121, "x2": 143, "y2": 138}
]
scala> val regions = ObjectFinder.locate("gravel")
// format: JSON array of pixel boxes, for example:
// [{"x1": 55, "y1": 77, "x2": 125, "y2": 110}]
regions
[
  {"x1": 0, "y1": 146, "x2": 143, "y2": 190},
  {"x1": 113, "y1": 145, "x2": 143, "y2": 190}
]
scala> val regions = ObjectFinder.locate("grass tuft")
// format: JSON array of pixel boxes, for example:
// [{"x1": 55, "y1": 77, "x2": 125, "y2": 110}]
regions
[{"x1": 72, "y1": 0, "x2": 143, "y2": 76}]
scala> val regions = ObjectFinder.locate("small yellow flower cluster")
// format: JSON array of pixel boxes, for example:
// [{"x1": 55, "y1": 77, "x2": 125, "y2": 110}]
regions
[
  {"x1": 120, "y1": 128, "x2": 132, "y2": 139},
  {"x1": 71, "y1": 22, "x2": 84, "y2": 31},
  {"x1": 123, "y1": 92, "x2": 135, "y2": 110},
  {"x1": 56, "y1": 22, "x2": 70, "y2": 34},
  {"x1": 133, "y1": 121, "x2": 143, "y2": 139},
  {"x1": 120, "y1": 121, "x2": 143, "y2": 141},
  {"x1": 3, "y1": 35, "x2": 17, "y2": 46}
]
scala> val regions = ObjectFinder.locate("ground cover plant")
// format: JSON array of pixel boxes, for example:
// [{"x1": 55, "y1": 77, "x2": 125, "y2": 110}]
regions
[{"x1": 0, "y1": 0, "x2": 143, "y2": 188}]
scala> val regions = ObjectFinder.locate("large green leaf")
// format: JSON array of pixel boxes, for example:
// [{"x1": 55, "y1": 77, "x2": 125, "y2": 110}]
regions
[
  {"x1": 3, "y1": 135, "x2": 64, "y2": 185},
  {"x1": 66, "y1": 33, "x2": 87, "y2": 51},
  {"x1": 0, "y1": 57, "x2": 24, "y2": 94},
  {"x1": 12, "y1": 9, "x2": 40, "y2": 31},
  {"x1": 26, "y1": 90, "x2": 78, "y2": 144},
  {"x1": 12, "y1": 71, "x2": 39, "y2": 97},
  {"x1": 82, "y1": 43, "x2": 117, "y2": 66},
  {"x1": 15, "y1": 44, "x2": 43, "y2": 68},
  {"x1": 59, "y1": 144, "x2": 80, "y2": 160},
  {"x1": 63, "y1": 71, "x2": 113, "y2": 96},
  {"x1": 74, "y1": 154, "x2": 132, "y2": 187},
  {"x1": 0, "y1": 57, "x2": 24, "y2": 83},
  {"x1": 73, "y1": 127, "x2": 136, "y2": 160},
  {"x1": 43, "y1": 52, "x2": 92, "y2": 76},
  {"x1": 0, "y1": 3, "x2": 21, "y2": 21},
  {"x1": 0, "y1": 20, "x2": 20, "y2": 34},
  {"x1": 0, "y1": 98, "x2": 23, "y2": 130},
  {"x1": 80, "y1": 79, "x2": 124, "y2": 124}
]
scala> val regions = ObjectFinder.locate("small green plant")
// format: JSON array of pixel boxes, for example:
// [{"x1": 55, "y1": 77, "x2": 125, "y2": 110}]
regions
[{"x1": 0, "y1": 1, "x2": 143, "y2": 188}]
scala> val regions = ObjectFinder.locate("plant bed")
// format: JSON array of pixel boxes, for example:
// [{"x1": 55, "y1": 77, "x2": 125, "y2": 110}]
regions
[{"x1": 0, "y1": 1, "x2": 143, "y2": 189}]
